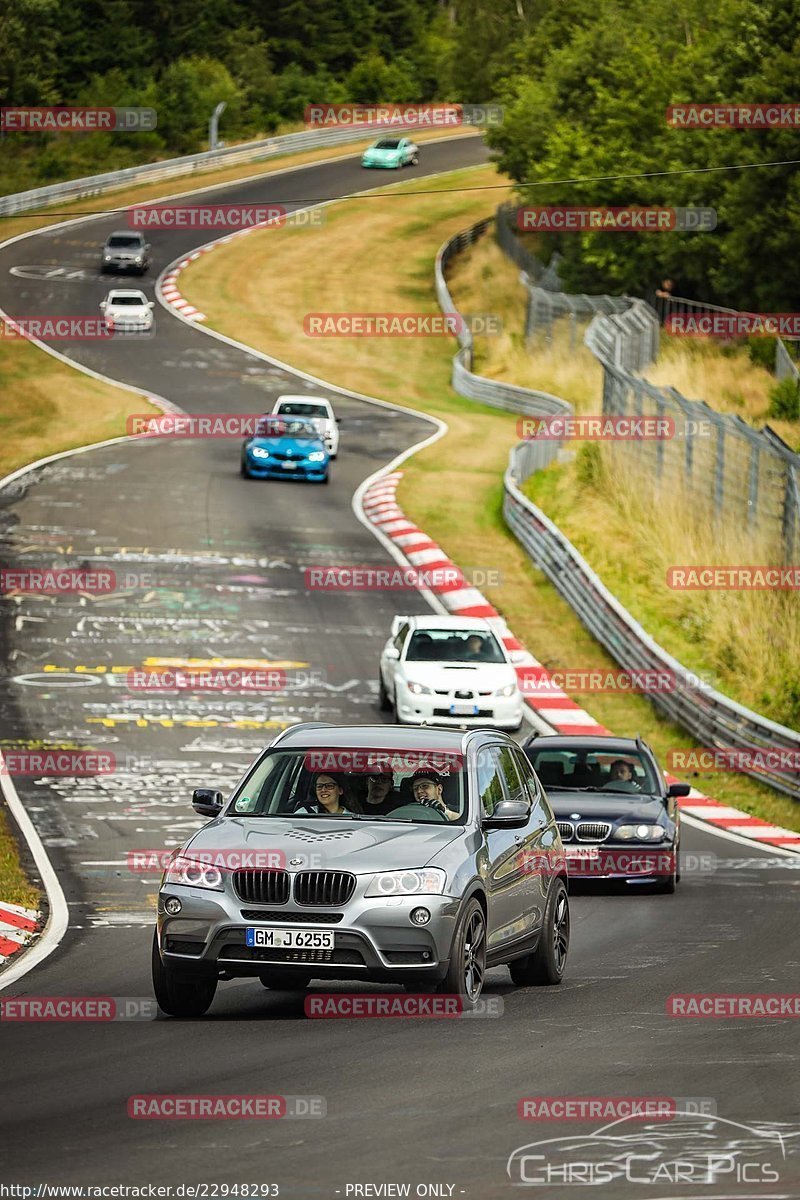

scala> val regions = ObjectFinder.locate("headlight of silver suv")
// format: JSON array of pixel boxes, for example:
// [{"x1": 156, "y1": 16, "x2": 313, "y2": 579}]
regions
[
  {"x1": 163, "y1": 855, "x2": 225, "y2": 890},
  {"x1": 365, "y1": 868, "x2": 446, "y2": 898}
]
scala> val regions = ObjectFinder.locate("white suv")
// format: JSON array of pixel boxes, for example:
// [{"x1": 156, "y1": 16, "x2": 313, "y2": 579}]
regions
[{"x1": 271, "y1": 395, "x2": 338, "y2": 457}]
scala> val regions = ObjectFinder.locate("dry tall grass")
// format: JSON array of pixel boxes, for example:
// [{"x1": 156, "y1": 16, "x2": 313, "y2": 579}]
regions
[{"x1": 528, "y1": 443, "x2": 800, "y2": 729}]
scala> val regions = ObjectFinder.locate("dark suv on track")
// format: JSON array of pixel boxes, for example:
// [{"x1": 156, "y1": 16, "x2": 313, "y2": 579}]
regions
[{"x1": 152, "y1": 724, "x2": 570, "y2": 1016}]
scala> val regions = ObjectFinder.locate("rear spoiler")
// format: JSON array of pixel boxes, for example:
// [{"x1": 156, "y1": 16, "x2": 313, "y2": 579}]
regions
[{"x1": 390, "y1": 615, "x2": 409, "y2": 639}]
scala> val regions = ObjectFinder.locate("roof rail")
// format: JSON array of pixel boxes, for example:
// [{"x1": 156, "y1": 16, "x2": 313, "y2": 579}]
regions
[{"x1": 269, "y1": 721, "x2": 335, "y2": 748}]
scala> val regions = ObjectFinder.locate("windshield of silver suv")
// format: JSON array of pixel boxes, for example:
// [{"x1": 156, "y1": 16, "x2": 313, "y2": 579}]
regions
[{"x1": 230, "y1": 748, "x2": 467, "y2": 823}]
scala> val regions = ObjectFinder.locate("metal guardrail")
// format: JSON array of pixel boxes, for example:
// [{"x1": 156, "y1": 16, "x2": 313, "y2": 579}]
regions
[
  {"x1": 436, "y1": 208, "x2": 800, "y2": 798},
  {"x1": 435, "y1": 218, "x2": 571, "y2": 417},
  {"x1": 774, "y1": 336, "x2": 800, "y2": 386},
  {"x1": 504, "y1": 449, "x2": 800, "y2": 799},
  {"x1": 0, "y1": 123, "x2": 450, "y2": 217}
]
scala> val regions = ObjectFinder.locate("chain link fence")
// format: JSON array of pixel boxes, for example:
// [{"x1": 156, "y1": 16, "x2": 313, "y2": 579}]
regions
[{"x1": 494, "y1": 204, "x2": 800, "y2": 560}]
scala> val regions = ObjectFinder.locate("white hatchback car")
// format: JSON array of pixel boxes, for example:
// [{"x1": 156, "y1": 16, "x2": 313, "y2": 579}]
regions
[
  {"x1": 271, "y1": 395, "x2": 338, "y2": 457},
  {"x1": 99, "y1": 289, "x2": 154, "y2": 332},
  {"x1": 379, "y1": 615, "x2": 525, "y2": 730}
]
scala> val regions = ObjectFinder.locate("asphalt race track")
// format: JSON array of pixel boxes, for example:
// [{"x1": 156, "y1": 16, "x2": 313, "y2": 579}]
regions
[{"x1": 0, "y1": 135, "x2": 798, "y2": 1196}]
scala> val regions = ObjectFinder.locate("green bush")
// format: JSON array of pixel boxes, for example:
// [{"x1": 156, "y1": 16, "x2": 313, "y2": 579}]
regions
[
  {"x1": 746, "y1": 338, "x2": 778, "y2": 370},
  {"x1": 767, "y1": 376, "x2": 800, "y2": 422}
]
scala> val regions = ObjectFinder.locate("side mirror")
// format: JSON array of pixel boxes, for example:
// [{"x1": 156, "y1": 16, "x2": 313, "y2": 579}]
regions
[
  {"x1": 147, "y1": 301, "x2": 154, "y2": 309},
  {"x1": 483, "y1": 799, "x2": 530, "y2": 830},
  {"x1": 667, "y1": 782, "x2": 691, "y2": 798},
  {"x1": 384, "y1": 645, "x2": 400, "y2": 660},
  {"x1": 192, "y1": 787, "x2": 224, "y2": 817},
  {"x1": 99, "y1": 300, "x2": 107, "y2": 309},
  {"x1": 508, "y1": 650, "x2": 527, "y2": 665}
]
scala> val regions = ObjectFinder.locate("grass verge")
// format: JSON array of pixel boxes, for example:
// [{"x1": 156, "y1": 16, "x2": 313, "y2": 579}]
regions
[
  {"x1": 180, "y1": 165, "x2": 800, "y2": 832},
  {"x1": 0, "y1": 805, "x2": 41, "y2": 913}
]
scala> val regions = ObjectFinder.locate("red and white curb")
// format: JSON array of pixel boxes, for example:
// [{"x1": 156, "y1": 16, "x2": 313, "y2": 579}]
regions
[
  {"x1": 160, "y1": 257, "x2": 207, "y2": 322},
  {"x1": 0, "y1": 901, "x2": 40, "y2": 964},
  {"x1": 362, "y1": 473, "x2": 800, "y2": 853}
]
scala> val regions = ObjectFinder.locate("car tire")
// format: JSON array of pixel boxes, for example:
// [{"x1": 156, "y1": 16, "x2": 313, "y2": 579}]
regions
[
  {"x1": 151, "y1": 932, "x2": 217, "y2": 1017},
  {"x1": 321, "y1": 473, "x2": 329, "y2": 485},
  {"x1": 654, "y1": 863, "x2": 677, "y2": 893},
  {"x1": 240, "y1": 458, "x2": 250, "y2": 478},
  {"x1": 410, "y1": 153, "x2": 419, "y2": 165},
  {"x1": 378, "y1": 672, "x2": 392, "y2": 712},
  {"x1": 259, "y1": 970, "x2": 312, "y2": 990},
  {"x1": 440, "y1": 897, "x2": 486, "y2": 1001},
  {"x1": 508, "y1": 878, "x2": 569, "y2": 986}
]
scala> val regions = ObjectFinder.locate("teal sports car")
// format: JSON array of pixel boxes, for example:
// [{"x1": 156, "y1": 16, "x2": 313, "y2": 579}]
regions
[{"x1": 361, "y1": 137, "x2": 420, "y2": 169}]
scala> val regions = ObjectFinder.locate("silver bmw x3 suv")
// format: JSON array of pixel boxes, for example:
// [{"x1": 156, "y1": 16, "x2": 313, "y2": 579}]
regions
[{"x1": 152, "y1": 724, "x2": 569, "y2": 1016}]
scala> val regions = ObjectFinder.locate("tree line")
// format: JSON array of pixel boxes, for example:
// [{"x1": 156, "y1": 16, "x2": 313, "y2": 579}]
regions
[{"x1": 2, "y1": 0, "x2": 798, "y2": 309}]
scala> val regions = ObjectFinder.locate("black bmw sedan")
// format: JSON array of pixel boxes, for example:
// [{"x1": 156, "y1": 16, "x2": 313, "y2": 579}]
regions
[{"x1": 522, "y1": 734, "x2": 690, "y2": 892}]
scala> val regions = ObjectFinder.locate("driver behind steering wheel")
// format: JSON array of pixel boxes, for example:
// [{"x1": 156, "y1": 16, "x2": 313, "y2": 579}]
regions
[{"x1": 410, "y1": 769, "x2": 459, "y2": 822}]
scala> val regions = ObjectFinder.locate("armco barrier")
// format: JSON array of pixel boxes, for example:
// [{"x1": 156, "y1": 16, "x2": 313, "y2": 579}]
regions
[
  {"x1": 435, "y1": 216, "x2": 800, "y2": 800},
  {"x1": 503, "y1": 450, "x2": 800, "y2": 800},
  {"x1": 0, "y1": 123, "x2": 464, "y2": 217},
  {"x1": 435, "y1": 218, "x2": 570, "y2": 417}
]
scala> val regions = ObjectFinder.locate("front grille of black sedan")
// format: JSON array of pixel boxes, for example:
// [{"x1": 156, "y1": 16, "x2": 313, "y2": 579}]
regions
[
  {"x1": 293, "y1": 871, "x2": 356, "y2": 907},
  {"x1": 233, "y1": 869, "x2": 290, "y2": 904},
  {"x1": 576, "y1": 822, "x2": 612, "y2": 842},
  {"x1": 556, "y1": 821, "x2": 574, "y2": 842},
  {"x1": 240, "y1": 909, "x2": 344, "y2": 924}
]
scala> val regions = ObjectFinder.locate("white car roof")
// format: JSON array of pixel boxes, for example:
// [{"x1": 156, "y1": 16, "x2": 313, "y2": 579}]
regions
[
  {"x1": 405, "y1": 616, "x2": 496, "y2": 632},
  {"x1": 106, "y1": 290, "x2": 148, "y2": 302},
  {"x1": 273, "y1": 394, "x2": 334, "y2": 413}
]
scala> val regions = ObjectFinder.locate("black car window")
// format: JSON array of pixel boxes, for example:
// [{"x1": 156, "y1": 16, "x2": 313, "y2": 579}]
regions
[
  {"x1": 512, "y1": 749, "x2": 548, "y2": 825},
  {"x1": 526, "y1": 746, "x2": 659, "y2": 794}
]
